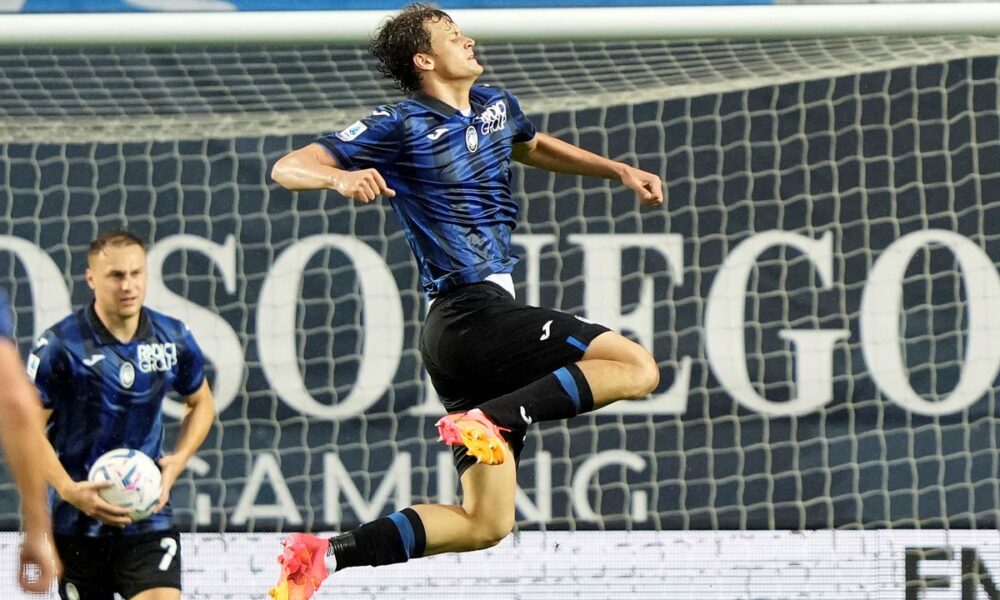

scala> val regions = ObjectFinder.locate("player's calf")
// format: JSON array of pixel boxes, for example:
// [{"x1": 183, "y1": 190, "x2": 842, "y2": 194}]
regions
[{"x1": 580, "y1": 331, "x2": 660, "y2": 403}]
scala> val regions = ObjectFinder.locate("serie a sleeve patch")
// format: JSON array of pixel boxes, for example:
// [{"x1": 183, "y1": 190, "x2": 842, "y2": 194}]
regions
[
  {"x1": 26, "y1": 353, "x2": 39, "y2": 381},
  {"x1": 336, "y1": 121, "x2": 368, "y2": 141}
]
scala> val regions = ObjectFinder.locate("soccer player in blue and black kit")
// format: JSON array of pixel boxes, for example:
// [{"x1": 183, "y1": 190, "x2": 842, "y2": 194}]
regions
[
  {"x1": 28, "y1": 231, "x2": 215, "y2": 600},
  {"x1": 269, "y1": 5, "x2": 663, "y2": 598},
  {"x1": 0, "y1": 289, "x2": 61, "y2": 593}
]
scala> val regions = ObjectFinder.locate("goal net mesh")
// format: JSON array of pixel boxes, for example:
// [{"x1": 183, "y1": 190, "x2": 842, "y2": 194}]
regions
[{"x1": 2, "y1": 35, "x2": 1000, "y2": 532}]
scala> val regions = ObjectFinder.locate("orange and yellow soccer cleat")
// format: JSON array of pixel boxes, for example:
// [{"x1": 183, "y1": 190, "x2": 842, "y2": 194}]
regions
[
  {"x1": 269, "y1": 533, "x2": 331, "y2": 600},
  {"x1": 435, "y1": 408, "x2": 511, "y2": 465}
]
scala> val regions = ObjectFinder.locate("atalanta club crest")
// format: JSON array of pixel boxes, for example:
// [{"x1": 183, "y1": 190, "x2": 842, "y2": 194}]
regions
[
  {"x1": 465, "y1": 125, "x2": 478, "y2": 153},
  {"x1": 119, "y1": 362, "x2": 135, "y2": 388}
]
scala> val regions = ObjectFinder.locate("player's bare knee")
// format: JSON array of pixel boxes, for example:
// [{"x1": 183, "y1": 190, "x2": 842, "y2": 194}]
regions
[
  {"x1": 470, "y1": 514, "x2": 514, "y2": 550},
  {"x1": 473, "y1": 527, "x2": 511, "y2": 550},
  {"x1": 642, "y1": 353, "x2": 660, "y2": 396},
  {"x1": 633, "y1": 350, "x2": 659, "y2": 397}
]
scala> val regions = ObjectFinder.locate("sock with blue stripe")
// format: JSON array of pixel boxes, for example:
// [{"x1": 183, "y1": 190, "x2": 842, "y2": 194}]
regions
[
  {"x1": 476, "y1": 363, "x2": 595, "y2": 438},
  {"x1": 328, "y1": 507, "x2": 426, "y2": 570}
]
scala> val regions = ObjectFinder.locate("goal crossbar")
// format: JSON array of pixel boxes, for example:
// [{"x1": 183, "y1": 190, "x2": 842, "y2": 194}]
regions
[{"x1": 3, "y1": 4, "x2": 1000, "y2": 46}]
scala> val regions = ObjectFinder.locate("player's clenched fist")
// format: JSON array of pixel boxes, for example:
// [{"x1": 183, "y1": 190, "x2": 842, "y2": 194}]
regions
[
  {"x1": 333, "y1": 168, "x2": 396, "y2": 203},
  {"x1": 620, "y1": 165, "x2": 664, "y2": 207}
]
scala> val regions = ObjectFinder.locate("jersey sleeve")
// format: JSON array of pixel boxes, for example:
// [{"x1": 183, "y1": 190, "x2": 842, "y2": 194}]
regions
[
  {"x1": 173, "y1": 323, "x2": 206, "y2": 396},
  {"x1": 503, "y1": 89, "x2": 537, "y2": 144},
  {"x1": 314, "y1": 106, "x2": 404, "y2": 170},
  {"x1": 29, "y1": 331, "x2": 68, "y2": 409},
  {"x1": 0, "y1": 289, "x2": 12, "y2": 340}
]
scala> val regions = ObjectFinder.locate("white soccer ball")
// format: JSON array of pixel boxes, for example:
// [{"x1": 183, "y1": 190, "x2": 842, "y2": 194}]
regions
[{"x1": 87, "y1": 448, "x2": 163, "y2": 522}]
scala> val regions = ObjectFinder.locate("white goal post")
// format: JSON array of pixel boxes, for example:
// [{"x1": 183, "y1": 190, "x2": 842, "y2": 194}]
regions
[{"x1": 2, "y1": 3, "x2": 1000, "y2": 45}]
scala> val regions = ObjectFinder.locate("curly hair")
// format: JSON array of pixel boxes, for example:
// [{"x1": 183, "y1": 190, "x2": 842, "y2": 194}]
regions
[{"x1": 368, "y1": 3, "x2": 453, "y2": 94}]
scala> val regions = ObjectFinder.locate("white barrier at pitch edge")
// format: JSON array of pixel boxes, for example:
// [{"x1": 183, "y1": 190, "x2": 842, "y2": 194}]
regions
[{"x1": 1, "y1": 530, "x2": 999, "y2": 599}]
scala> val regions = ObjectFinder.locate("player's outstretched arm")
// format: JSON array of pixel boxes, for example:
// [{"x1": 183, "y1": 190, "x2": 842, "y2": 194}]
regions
[
  {"x1": 156, "y1": 379, "x2": 215, "y2": 511},
  {"x1": 0, "y1": 341, "x2": 61, "y2": 592},
  {"x1": 271, "y1": 143, "x2": 395, "y2": 202},
  {"x1": 513, "y1": 132, "x2": 664, "y2": 206}
]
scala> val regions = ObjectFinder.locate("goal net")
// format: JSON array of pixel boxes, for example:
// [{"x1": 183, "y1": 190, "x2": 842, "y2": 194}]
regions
[{"x1": 2, "y1": 33, "x2": 1000, "y2": 534}]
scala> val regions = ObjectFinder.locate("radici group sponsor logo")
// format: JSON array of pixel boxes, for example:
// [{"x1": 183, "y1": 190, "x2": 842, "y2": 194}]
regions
[
  {"x1": 137, "y1": 342, "x2": 178, "y2": 373},
  {"x1": 478, "y1": 100, "x2": 508, "y2": 135}
]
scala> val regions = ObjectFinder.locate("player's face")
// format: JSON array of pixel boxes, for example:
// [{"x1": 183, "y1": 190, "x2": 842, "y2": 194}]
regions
[
  {"x1": 86, "y1": 244, "x2": 147, "y2": 320},
  {"x1": 424, "y1": 17, "x2": 483, "y2": 81}
]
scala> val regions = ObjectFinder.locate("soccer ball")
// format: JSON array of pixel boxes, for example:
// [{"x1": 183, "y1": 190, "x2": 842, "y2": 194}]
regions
[{"x1": 87, "y1": 448, "x2": 163, "y2": 521}]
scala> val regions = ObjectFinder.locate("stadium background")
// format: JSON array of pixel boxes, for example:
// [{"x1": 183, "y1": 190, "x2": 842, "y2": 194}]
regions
[{"x1": 2, "y1": 0, "x2": 1000, "y2": 597}]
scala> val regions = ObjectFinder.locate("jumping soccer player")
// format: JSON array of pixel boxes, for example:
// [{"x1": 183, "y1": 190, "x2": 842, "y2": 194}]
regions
[
  {"x1": 29, "y1": 231, "x2": 215, "y2": 600},
  {"x1": 269, "y1": 4, "x2": 662, "y2": 598}
]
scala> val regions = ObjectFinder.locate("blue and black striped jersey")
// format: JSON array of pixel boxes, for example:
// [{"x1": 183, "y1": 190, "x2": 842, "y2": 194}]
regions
[
  {"x1": 28, "y1": 304, "x2": 206, "y2": 537},
  {"x1": 0, "y1": 289, "x2": 12, "y2": 341},
  {"x1": 316, "y1": 85, "x2": 537, "y2": 300}
]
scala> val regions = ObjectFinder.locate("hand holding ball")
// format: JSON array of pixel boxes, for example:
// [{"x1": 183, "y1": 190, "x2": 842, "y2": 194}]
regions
[{"x1": 87, "y1": 449, "x2": 163, "y2": 521}]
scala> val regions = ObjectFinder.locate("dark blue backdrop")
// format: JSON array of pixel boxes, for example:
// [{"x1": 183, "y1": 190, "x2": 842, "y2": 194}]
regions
[{"x1": 1, "y1": 55, "x2": 998, "y2": 532}]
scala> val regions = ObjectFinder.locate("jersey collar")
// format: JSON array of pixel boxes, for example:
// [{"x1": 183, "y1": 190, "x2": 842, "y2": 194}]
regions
[
  {"x1": 411, "y1": 91, "x2": 468, "y2": 118},
  {"x1": 86, "y1": 303, "x2": 153, "y2": 345}
]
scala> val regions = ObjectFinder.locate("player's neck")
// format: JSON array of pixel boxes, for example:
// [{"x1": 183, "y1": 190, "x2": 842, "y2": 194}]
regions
[
  {"x1": 420, "y1": 80, "x2": 473, "y2": 113},
  {"x1": 93, "y1": 303, "x2": 141, "y2": 343}
]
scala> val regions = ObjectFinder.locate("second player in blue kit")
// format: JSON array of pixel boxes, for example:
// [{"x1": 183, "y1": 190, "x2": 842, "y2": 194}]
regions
[{"x1": 30, "y1": 231, "x2": 215, "y2": 600}]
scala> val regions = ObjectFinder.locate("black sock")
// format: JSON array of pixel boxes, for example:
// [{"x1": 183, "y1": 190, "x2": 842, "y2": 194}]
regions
[
  {"x1": 476, "y1": 363, "x2": 595, "y2": 440},
  {"x1": 329, "y1": 507, "x2": 426, "y2": 570}
]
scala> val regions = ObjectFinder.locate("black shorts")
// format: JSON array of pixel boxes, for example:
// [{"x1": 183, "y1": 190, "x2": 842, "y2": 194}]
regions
[
  {"x1": 55, "y1": 530, "x2": 181, "y2": 600},
  {"x1": 420, "y1": 281, "x2": 610, "y2": 474}
]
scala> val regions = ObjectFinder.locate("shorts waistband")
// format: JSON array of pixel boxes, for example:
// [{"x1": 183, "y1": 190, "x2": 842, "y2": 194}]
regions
[{"x1": 428, "y1": 273, "x2": 514, "y2": 309}]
